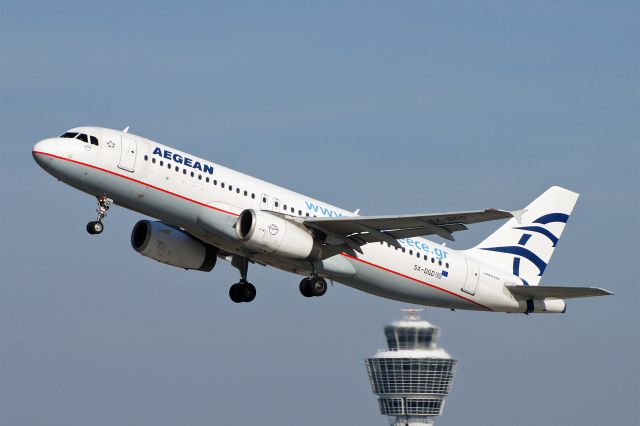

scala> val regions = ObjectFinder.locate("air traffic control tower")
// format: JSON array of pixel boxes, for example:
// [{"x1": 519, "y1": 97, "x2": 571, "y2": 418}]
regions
[{"x1": 365, "y1": 309, "x2": 458, "y2": 426}]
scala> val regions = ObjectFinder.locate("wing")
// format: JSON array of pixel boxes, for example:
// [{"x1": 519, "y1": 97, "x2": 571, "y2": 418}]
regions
[{"x1": 303, "y1": 208, "x2": 515, "y2": 254}]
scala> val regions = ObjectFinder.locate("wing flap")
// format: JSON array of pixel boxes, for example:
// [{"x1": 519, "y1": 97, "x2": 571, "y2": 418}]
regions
[{"x1": 507, "y1": 285, "x2": 613, "y2": 300}]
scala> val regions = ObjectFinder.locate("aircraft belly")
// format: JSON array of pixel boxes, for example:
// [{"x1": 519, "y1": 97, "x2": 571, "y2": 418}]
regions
[{"x1": 338, "y1": 255, "x2": 483, "y2": 310}]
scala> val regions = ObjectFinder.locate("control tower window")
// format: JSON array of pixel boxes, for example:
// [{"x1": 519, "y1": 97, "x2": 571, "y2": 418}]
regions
[
  {"x1": 397, "y1": 329, "x2": 416, "y2": 349},
  {"x1": 60, "y1": 132, "x2": 78, "y2": 139}
]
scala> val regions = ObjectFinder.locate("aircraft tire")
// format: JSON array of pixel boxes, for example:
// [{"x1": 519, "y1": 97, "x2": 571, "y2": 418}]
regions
[
  {"x1": 309, "y1": 276, "x2": 327, "y2": 297},
  {"x1": 229, "y1": 283, "x2": 243, "y2": 303},
  {"x1": 240, "y1": 282, "x2": 256, "y2": 302},
  {"x1": 86, "y1": 221, "x2": 104, "y2": 235},
  {"x1": 299, "y1": 278, "x2": 313, "y2": 297}
]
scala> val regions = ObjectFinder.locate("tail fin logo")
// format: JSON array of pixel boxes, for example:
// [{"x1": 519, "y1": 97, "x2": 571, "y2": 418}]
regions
[{"x1": 480, "y1": 212, "x2": 566, "y2": 279}]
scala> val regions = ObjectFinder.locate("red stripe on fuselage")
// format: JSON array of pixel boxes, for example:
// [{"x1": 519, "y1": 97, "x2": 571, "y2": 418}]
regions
[
  {"x1": 34, "y1": 150, "x2": 491, "y2": 311},
  {"x1": 340, "y1": 252, "x2": 492, "y2": 311},
  {"x1": 33, "y1": 151, "x2": 239, "y2": 217}
]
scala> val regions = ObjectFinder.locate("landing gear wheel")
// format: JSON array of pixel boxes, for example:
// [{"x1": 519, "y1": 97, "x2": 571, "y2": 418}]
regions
[
  {"x1": 229, "y1": 282, "x2": 256, "y2": 303},
  {"x1": 229, "y1": 283, "x2": 243, "y2": 303},
  {"x1": 86, "y1": 221, "x2": 104, "y2": 235},
  {"x1": 299, "y1": 278, "x2": 313, "y2": 297},
  {"x1": 309, "y1": 276, "x2": 327, "y2": 297},
  {"x1": 240, "y1": 282, "x2": 256, "y2": 302}
]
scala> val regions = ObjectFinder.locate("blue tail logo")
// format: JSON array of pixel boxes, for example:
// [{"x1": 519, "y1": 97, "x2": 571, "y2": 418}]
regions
[{"x1": 480, "y1": 213, "x2": 567, "y2": 280}]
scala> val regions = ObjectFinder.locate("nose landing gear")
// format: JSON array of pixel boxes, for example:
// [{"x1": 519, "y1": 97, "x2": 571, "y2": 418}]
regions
[{"x1": 86, "y1": 196, "x2": 112, "y2": 235}]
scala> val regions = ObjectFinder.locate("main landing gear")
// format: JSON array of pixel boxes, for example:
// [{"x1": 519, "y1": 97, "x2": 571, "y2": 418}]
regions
[
  {"x1": 229, "y1": 256, "x2": 256, "y2": 303},
  {"x1": 226, "y1": 256, "x2": 328, "y2": 303},
  {"x1": 86, "y1": 196, "x2": 113, "y2": 235},
  {"x1": 299, "y1": 275, "x2": 328, "y2": 298}
]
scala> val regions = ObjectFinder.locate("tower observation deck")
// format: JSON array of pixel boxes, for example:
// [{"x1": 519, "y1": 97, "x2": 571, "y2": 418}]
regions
[{"x1": 365, "y1": 309, "x2": 458, "y2": 426}]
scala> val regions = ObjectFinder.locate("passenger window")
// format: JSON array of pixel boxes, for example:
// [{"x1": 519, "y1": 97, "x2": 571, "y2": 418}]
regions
[
  {"x1": 76, "y1": 133, "x2": 88, "y2": 143},
  {"x1": 291, "y1": 207, "x2": 294, "y2": 213},
  {"x1": 244, "y1": 190, "x2": 248, "y2": 196},
  {"x1": 167, "y1": 163, "x2": 171, "y2": 169},
  {"x1": 144, "y1": 155, "x2": 148, "y2": 161},
  {"x1": 190, "y1": 171, "x2": 194, "y2": 177},
  {"x1": 214, "y1": 180, "x2": 217, "y2": 185},
  {"x1": 206, "y1": 177, "x2": 210, "y2": 182},
  {"x1": 251, "y1": 193, "x2": 255, "y2": 199},
  {"x1": 409, "y1": 250, "x2": 413, "y2": 255},
  {"x1": 160, "y1": 160, "x2": 164, "y2": 166},
  {"x1": 198, "y1": 174, "x2": 202, "y2": 180},
  {"x1": 183, "y1": 169, "x2": 187, "y2": 174},
  {"x1": 236, "y1": 188, "x2": 240, "y2": 194},
  {"x1": 275, "y1": 201, "x2": 279, "y2": 207},
  {"x1": 60, "y1": 132, "x2": 78, "y2": 138},
  {"x1": 298, "y1": 210, "x2": 302, "y2": 215},
  {"x1": 222, "y1": 183, "x2": 225, "y2": 188},
  {"x1": 90, "y1": 136, "x2": 99, "y2": 145}
]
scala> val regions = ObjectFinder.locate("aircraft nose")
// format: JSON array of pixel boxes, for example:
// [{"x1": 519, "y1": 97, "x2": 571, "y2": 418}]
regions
[{"x1": 32, "y1": 138, "x2": 58, "y2": 168}]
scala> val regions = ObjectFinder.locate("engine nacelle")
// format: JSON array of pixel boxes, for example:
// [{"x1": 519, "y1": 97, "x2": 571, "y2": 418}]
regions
[
  {"x1": 235, "y1": 209, "x2": 322, "y2": 260},
  {"x1": 131, "y1": 220, "x2": 217, "y2": 271}
]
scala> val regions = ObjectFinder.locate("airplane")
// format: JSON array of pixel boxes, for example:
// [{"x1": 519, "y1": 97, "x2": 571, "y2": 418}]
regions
[{"x1": 32, "y1": 126, "x2": 612, "y2": 313}]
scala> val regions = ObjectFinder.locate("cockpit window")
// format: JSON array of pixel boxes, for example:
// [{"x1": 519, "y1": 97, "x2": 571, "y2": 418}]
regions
[
  {"x1": 76, "y1": 133, "x2": 89, "y2": 143},
  {"x1": 60, "y1": 132, "x2": 78, "y2": 138},
  {"x1": 90, "y1": 136, "x2": 99, "y2": 146}
]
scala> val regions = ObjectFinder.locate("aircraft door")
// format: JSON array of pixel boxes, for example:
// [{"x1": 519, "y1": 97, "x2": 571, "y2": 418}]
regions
[
  {"x1": 118, "y1": 136, "x2": 137, "y2": 172},
  {"x1": 462, "y1": 259, "x2": 480, "y2": 295}
]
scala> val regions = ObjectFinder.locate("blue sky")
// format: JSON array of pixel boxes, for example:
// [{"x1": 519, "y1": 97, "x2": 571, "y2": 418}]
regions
[{"x1": 1, "y1": 1, "x2": 638, "y2": 425}]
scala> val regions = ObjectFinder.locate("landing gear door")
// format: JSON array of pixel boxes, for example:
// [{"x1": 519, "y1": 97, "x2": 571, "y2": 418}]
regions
[
  {"x1": 462, "y1": 259, "x2": 480, "y2": 295},
  {"x1": 118, "y1": 136, "x2": 137, "y2": 172}
]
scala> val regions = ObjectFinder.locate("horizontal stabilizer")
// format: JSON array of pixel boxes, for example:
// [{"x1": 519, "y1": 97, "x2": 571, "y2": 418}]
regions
[{"x1": 507, "y1": 285, "x2": 613, "y2": 300}]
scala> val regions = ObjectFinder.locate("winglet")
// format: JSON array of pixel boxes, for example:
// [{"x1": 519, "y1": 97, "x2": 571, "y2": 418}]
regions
[
  {"x1": 123, "y1": 126, "x2": 130, "y2": 133},
  {"x1": 511, "y1": 208, "x2": 527, "y2": 224}
]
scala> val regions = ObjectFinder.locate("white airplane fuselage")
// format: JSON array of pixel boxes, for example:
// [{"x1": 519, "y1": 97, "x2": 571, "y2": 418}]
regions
[{"x1": 32, "y1": 126, "x2": 558, "y2": 313}]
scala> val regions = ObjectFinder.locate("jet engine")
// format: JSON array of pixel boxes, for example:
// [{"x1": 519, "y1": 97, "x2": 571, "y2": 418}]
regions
[
  {"x1": 235, "y1": 209, "x2": 322, "y2": 260},
  {"x1": 131, "y1": 220, "x2": 217, "y2": 271}
]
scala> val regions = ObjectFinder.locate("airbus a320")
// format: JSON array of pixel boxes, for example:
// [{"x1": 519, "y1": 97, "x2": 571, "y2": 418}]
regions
[{"x1": 32, "y1": 127, "x2": 612, "y2": 312}]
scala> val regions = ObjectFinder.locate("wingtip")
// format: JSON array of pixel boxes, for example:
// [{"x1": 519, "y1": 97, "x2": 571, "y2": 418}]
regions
[{"x1": 511, "y1": 209, "x2": 527, "y2": 224}]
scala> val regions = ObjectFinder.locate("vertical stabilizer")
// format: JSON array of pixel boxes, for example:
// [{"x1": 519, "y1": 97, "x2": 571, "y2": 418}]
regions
[{"x1": 463, "y1": 186, "x2": 579, "y2": 286}]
